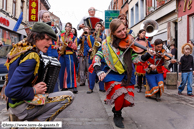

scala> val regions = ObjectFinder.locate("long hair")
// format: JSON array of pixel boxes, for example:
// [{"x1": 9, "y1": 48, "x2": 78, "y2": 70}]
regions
[
  {"x1": 109, "y1": 19, "x2": 132, "y2": 86},
  {"x1": 137, "y1": 29, "x2": 146, "y2": 39},
  {"x1": 72, "y1": 28, "x2": 77, "y2": 37}
]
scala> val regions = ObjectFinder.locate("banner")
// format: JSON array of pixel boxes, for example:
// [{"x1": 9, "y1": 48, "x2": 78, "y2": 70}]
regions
[
  {"x1": 104, "y1": 10, "x2": 120, "y2": 29},
  {"x1": 29, "y1": 0, "x2": 39, "y2": 22},
  {"x1": 13, "y1": 12, "x2": 23, "y2": 31}
]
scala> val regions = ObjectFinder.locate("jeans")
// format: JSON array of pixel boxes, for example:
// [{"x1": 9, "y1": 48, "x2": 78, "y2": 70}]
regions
[{"x1": 178, "y1": 72, "x2": 193, "y2": 94}]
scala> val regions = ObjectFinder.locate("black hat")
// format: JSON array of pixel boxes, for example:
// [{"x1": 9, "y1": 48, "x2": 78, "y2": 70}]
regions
[{"x1": 31, "y1": 22, "x2": 57, "y2": 41}]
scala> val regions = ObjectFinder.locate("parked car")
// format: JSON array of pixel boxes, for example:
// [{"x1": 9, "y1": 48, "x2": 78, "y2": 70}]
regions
[{"x1": 0, "y1": 45, "x2": 12, "y2": 87}]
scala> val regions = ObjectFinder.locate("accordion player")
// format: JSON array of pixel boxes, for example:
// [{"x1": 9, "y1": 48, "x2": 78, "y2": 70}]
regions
[
  {"x1": 36, "y1": 54, "x2": 61, "y2": 93},
  {"x1": 84, "y1": 17, "x2": 103, "y2": 34}
]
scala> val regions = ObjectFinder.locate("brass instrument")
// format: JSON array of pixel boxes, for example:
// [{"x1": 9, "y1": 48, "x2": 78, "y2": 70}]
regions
[
  {"x1": 78, "y1": 32, "x2": 87, "y2": 56},
  {"x1": 90, "y1": 28, "x2": 101, "y2": 60},
  {"x1": 140, "y1": 20, "x2": 159, "y2": 73},
  {"x1": 60, "y1": 31, "x2": 69, "y2": 55},
  {"x1": 140, "y1": 20, "x2": 159, "y2": 37}
]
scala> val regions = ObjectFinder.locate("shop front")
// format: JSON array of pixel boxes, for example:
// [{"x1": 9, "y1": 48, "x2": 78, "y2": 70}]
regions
[
  {"x1": 0, "y1": 12, "x2": 26, "y2": 45},
  {"x1": 177, "y1": 0, "x2": 194, "y2": 59}
]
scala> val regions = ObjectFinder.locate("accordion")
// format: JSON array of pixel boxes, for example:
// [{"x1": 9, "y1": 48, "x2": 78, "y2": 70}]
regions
[
  {"x1": 36, "y1": 55, "x2": 61, "y2": 93},
  {"x1": 84, "y1": 17, "x2": 103, "y2": 33}
]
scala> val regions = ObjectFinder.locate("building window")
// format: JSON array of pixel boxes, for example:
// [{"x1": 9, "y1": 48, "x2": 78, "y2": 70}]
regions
[
  {"x1": 140, "y1": 0, "x2": 144, "y2": 20},
  {"x1": 135, "y1": 2, "x2": 139, "y2": 24},
  {"x1": 131, "y1": 7, "x2": 134, "y2": 27},
  {"x1": 21, "y1": 0, "x2": 24, "y2": 13},
  {"x1": 2, "y1": 0, "x2": 7, "y2": 10},
  {"x1": 13, "y1": 0, "x2": 16, "y2": 17}
]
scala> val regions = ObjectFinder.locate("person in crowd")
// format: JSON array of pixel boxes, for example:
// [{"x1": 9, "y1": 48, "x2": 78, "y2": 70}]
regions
[
  {"x1": 87, "y1": 22, "x2": 106, "y2": 94},
  {"x1": 39, "y1": 10, "x2": 60, "y2": 92},
  {"x1": 118, "y1": 13, "x2": 135, "y2": 37},
  {"x1": 135, "y1": 29, "x2": 151, "y2": 93},
  {"x1": 77, "y1": 26, "x2": 91, "y2": 86},
  {"x1": 77, "y1": 7, "x2": 96, "y2": 31},
  {"x1": 59, "y1": 22, "x2": 78, "y2": 93},
  {"x1": 178, "y1": 43, "x2": 194, "y2": 96},
  {"x1": 4, "y1": 22, "x2": 74, "y2": 122},
  {"x1": 140, "y1": 39, "x2": 177, "y2": 101},
  {"x1": 168, "y1": 43, "x2": 177, "y2": 72},
  {"x1": 71, "y1": 27, "x2": 79, "y2": 76}
]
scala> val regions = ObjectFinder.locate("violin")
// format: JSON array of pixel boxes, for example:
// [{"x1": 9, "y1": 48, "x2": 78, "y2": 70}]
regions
[
  {"x1": 119, "y1": 34, "x2": 147, "y2": 53},
  {"x1": 156, "y1": 49, "x2": 173, "y2": 60}
]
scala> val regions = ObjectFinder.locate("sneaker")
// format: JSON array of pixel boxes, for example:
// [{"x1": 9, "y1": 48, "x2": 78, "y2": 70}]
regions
[
  {"x1": 187, "y1": 93, "x2": 194, "y2": 96},
  {"x1": 178, "y1": 91, "x2": 182, "y2": 95}
]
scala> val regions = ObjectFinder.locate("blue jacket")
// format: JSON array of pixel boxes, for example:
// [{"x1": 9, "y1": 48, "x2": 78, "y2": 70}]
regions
[{"x1": 5, "y1": 55, "x2": 37, "y2": 108}]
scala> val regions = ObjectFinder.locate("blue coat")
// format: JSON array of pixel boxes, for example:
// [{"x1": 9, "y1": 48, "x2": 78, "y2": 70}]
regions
[{"x1": 5, "y1": 56, "x2": 37, "y2": 108}]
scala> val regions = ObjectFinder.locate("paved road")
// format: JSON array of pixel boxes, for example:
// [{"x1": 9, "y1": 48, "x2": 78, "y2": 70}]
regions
[{"x1": 0, "y1": 83, "x2": 194, "y2": 129}]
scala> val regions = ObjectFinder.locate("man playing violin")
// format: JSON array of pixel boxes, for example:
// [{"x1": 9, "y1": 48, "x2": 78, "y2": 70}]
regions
[{"x1": 140, "y1": 39, "x2": 176, "y2": 101}]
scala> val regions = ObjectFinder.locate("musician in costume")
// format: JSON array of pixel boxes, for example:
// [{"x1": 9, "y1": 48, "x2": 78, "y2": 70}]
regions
[
  {"x1": 77, "y1": 7, "x2": 102, "y2": 34},
  {"x1": 139, "y1": 39, "x2": 176, "y2": 101},
  {"x1": 88, "y1": 19, "x2": 150, "y2": 128},
  {"x1": 135, "y1": 29, "x2": 152, "y2": 93},
  {"x1": 39, "y1": 10, "x2": 60, "y2": 92},
  {"x1": 77, "y1": 26, "x2": 91, "y2": 86},
  {"x1": 87, "y1": 22, "x2": 106, "y2": 93},
  {"x1": 4, "y1": 22, "x2": 74, "y2": 121},
  {"x1": 59, "y1": 22, "x2": 78, "y2": 93},
  {"x1": 71, "y1": 27, "x2": 79, "y2": 76}
]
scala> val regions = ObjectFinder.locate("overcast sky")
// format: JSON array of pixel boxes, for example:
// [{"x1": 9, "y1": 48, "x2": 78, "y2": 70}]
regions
[{"x1": 49, "y1": 0, "x2": 111, "y2": 37}]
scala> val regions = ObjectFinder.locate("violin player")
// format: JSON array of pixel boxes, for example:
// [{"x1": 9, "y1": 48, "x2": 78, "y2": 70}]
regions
[
  {"x1": 88, "y1": 19, "x2": 154, "y2": 128},
  {"x1": 140, "y1": 39, "x2": 177, "y2": 101},
  {"x1": 135, "y1": 29, "x2": 152, "y2": 93}
]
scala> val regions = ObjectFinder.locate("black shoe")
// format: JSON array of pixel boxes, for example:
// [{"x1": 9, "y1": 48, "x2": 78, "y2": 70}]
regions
[
  {"x1": 178, "y1": 91, "x2": 182, "y2": 95},
  {"x1": 87, "y1": 89, "x2": 93, "y2": 94},
  {"x1": 99, "y1": 89, "x2": 106, "y2": 92},
  {"x1": 112, "y1": 107, "x2": 124, "y2": 128},
  {"x1": 62, "y1": 88, "x2": 68, "y2": 91},
  {"x1": 156, "y1": 91, "x2": 160, "y2": 102},
  {"x1": 73, "y1": 87, "x2": 78, "y2": 94},
  {"x1": 80, "y1": 83, "x2": 85, "y2": 86},
  {"x1": 187, "y1": 93, "x2": 194, "y2": 96}
]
